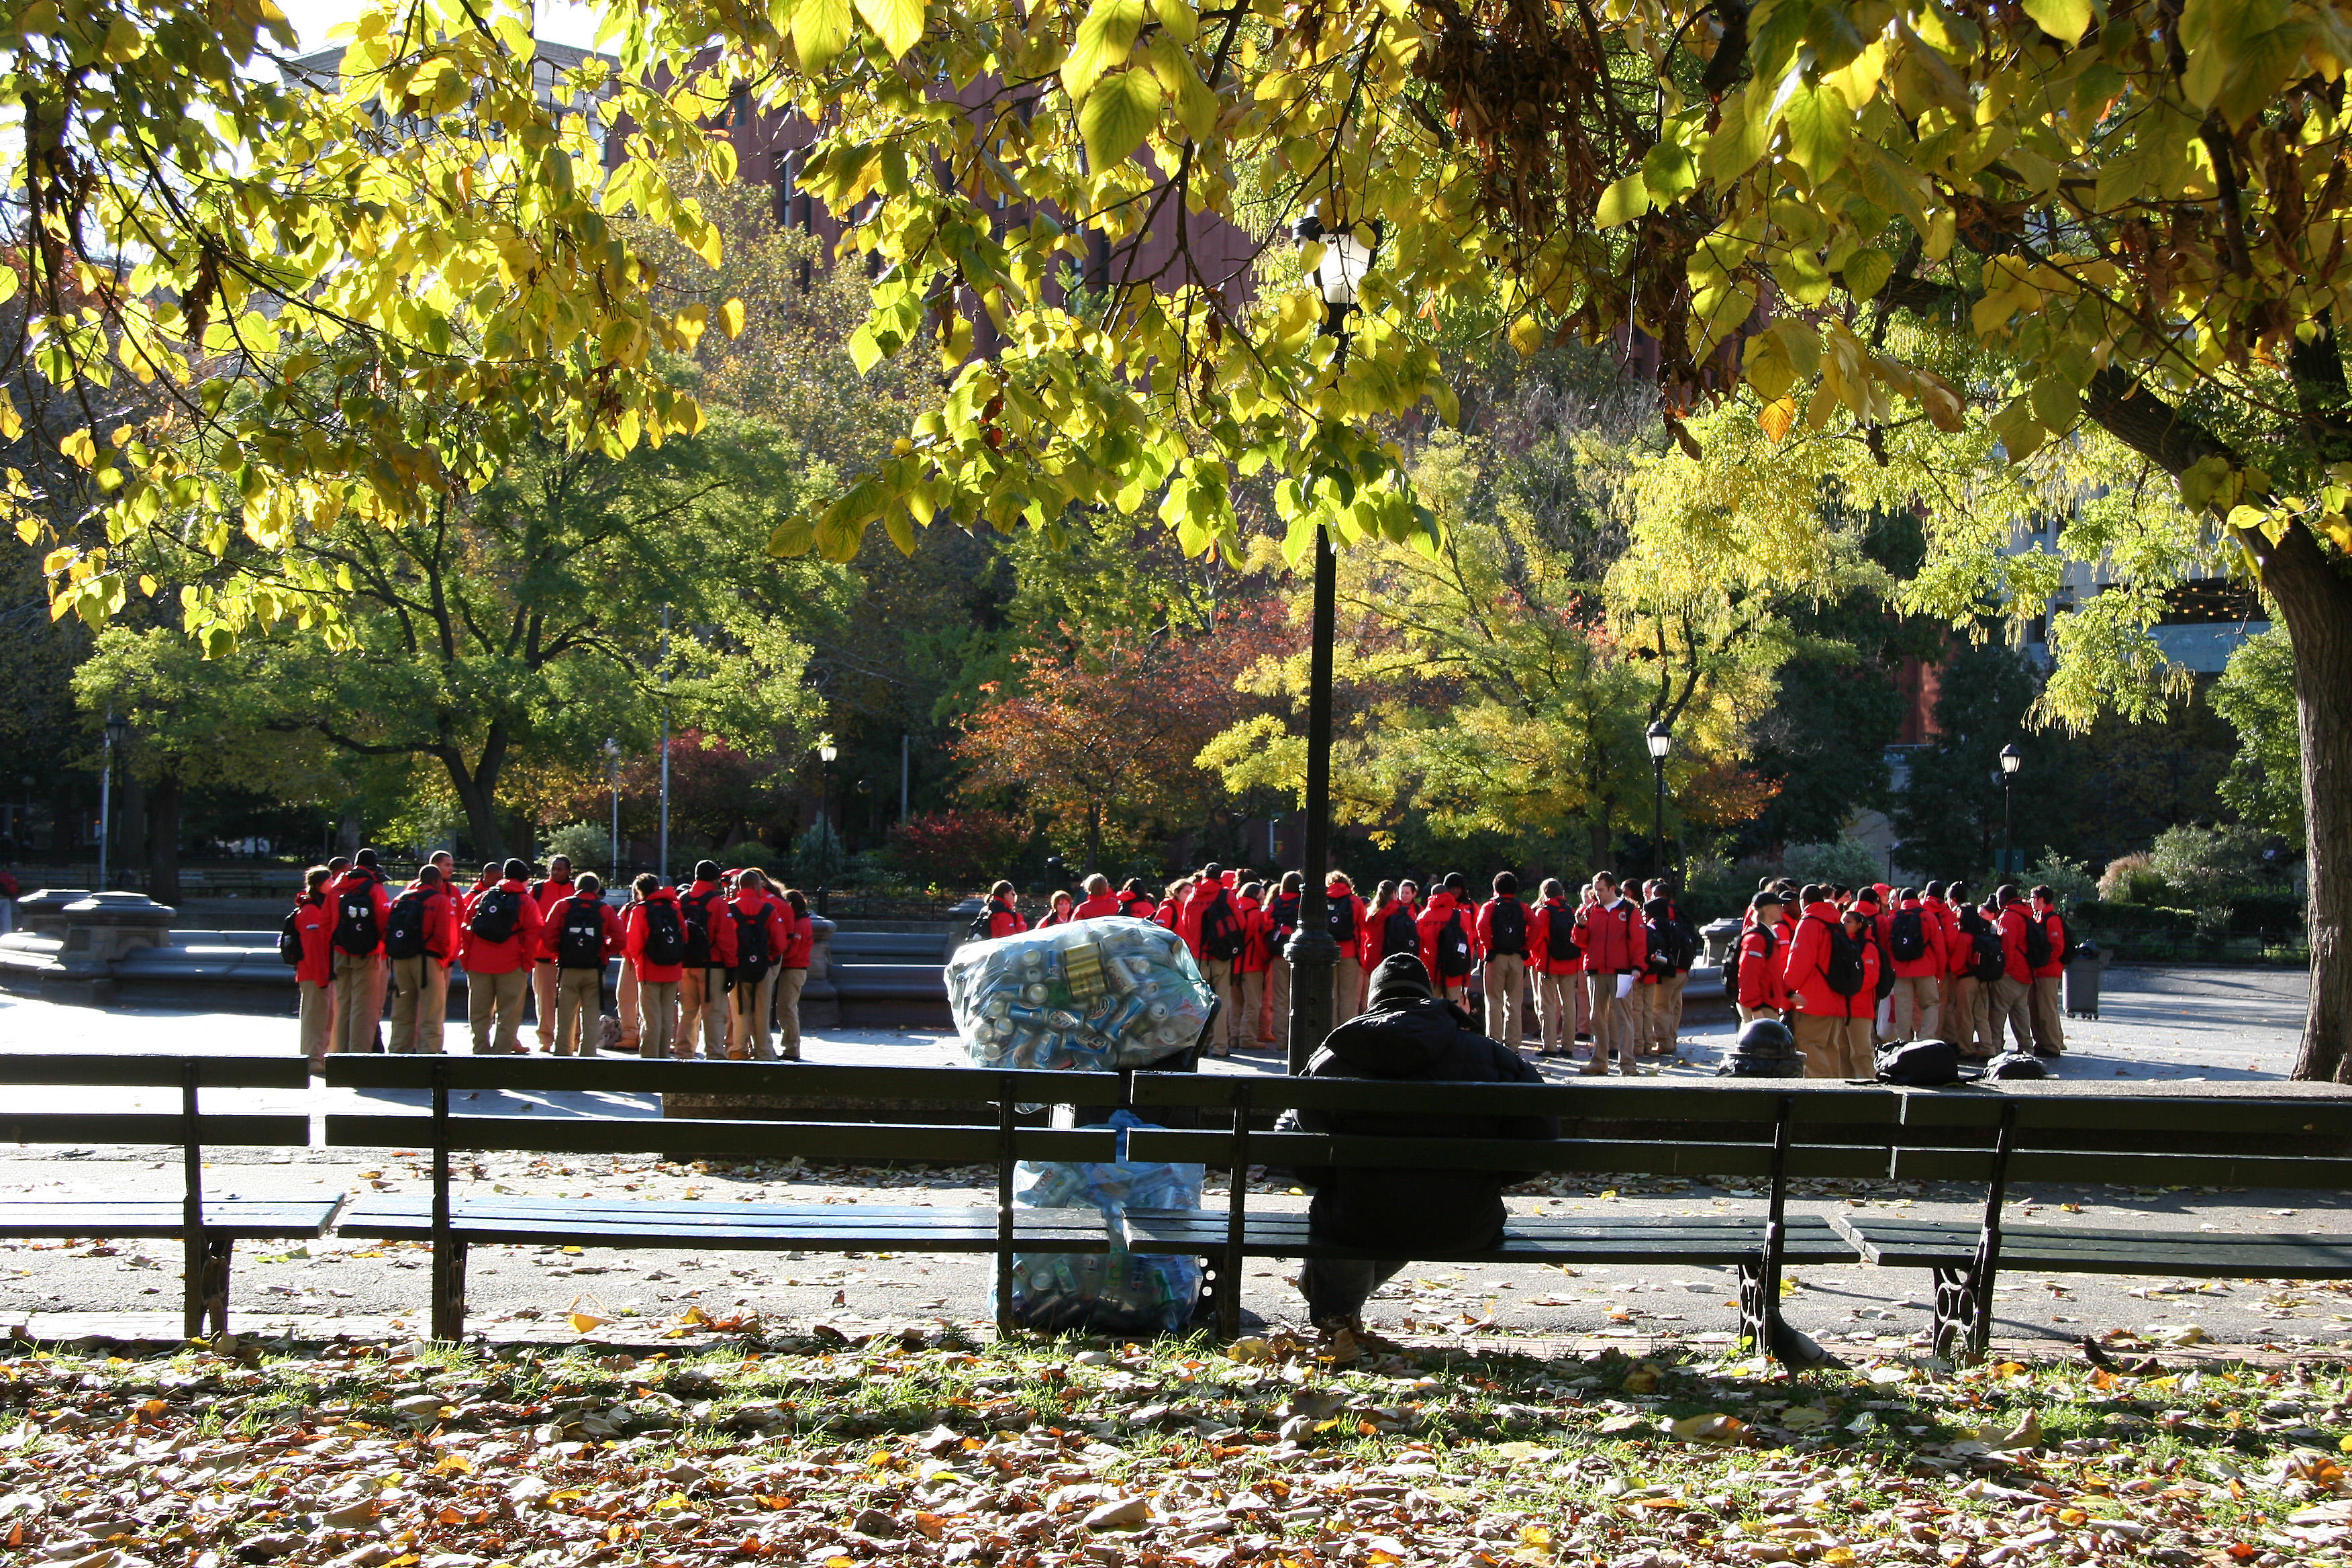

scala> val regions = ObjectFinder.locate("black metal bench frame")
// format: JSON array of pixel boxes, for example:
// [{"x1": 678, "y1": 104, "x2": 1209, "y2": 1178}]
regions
[{"x1": 0, "y1": 1053, "x2": 332, "y2": 1336}]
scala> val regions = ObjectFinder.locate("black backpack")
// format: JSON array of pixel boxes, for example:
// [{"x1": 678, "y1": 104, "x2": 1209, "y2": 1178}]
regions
[
  {"x1": 1380, "y1": 904, "x2": 1418, "y2": 959},
  {"x1": 1543, "y1": 904, "x2": 1581, "y2": 964},
  {"x1": 1671, "y1": 910, "x2": 1701, "y2": 969},
  {"x1": 680, "y1": 888, "x2": 720, "y2": 966},
  {"x1": 1269, "y1": 893, "x2": 1300, "y2": 942},
  {"x1": 1969, "y1": 919, "x2": 2006, "y2": 983},
  {"x1": 1487, "y1": 898, "x2": 1526, "y2": 957},
  {"x1": 1889, "y1": 908, "x2": 1926, "y2": 963},
  {"x1": 556, "y1": 897, "x2": 607, "y2": 969},
  {"x1": 332, "y1": 885, "x2": 380, "y2": 956},
  {"x1": 2024, "y1": 910, "x2": 2054, "y2": 969},
  {"x1": 469, "y1": 886, "x2": 522, "y2": 944},
  {"x1": 1435, "y1": 908, "x2": 1474, "y2": 978},
  {"x1": 1875, "y1": 1038, "x2": 1969, "y2": 1086},
  {"x1": 383, "y1": 889, "x2": 434, "y2": 961},
  {"x1": 732, "y1": 903, "x2": 773, "y2": 974},
  {"x1": 640, "y1": 900, "x2": 687, "y2": 967},
  {"x1": 1810, "y1": 914, "x2": 1865, "y2": 997},
  {"x1": 1326, "y1": 893, "x2": 1357, "y2": 945},
  {"x1": 1199, "y1": 891, "x2": 1245, "y2": 961},
  {"x1": 277, "y1": 905, "x2": 305, "y2": 967}
]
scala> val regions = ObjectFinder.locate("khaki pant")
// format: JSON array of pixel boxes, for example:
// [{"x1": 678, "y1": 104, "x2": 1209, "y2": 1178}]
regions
[
  {"x1": 1581, "y1": 974, "x2": 1638, "y2": 1075},
  {"x1": 1237, "y1": 969, "x2": 1265, "y2": 1046},
  {"x1": 1889, "y1": 975, "x2": 1940, "y2": 1042},
  {"x1": 1535, "y1": 970, "x2": 1573, "y2": 1054},
  {"x1": 331, "y1": 950, "x2": 385, "y2": 1056},
  {"x1": 680, "y1": 967, "x2": 728, "y2": 1058},
  {"x1": 1201, "y1": 957, "x2": 1238, "y2": 1052},
  {"x1": 2030, "y1": 975, "x2": 2064, "y2": 1052},
  {"x1": 1649, "y1": 970, "x2": 1686, "y2": 1052},
  {"x1": 774, "y1": 966, "x2": 807, "y2": 1059},
  {"x1": 729, "y1": 967, "x2": 779, "y2": 1060},
  {"x1": 1738, "y1": 1004, "x2": 1778, "y2": 1027},
  {"x1": 1986, "y1": 974, "x2": 2032, "y2": 1054},
  {"x1": 637, "y1": 979, "x2": 680, "y2": 1060},
  {"x1": 1334, "y1": 954, "x2": 1363, "y2": 1024},
  {"x1": 1266, "y1": 954, "x2": 1290, "y2": 1041},
  {"x1": 553, "y1": 966, "x2": 602, "y2": 1056},
  {"x1": 1794, "y1": 1012, "x2": 1872, "y2": 1078},
  {"x1": 299, "y1": 977, "x2": 335, "y2": 1065},
  {"x1": 468, "y1": 968, "x2": 529, "y2": 1053},
  {"x1": 532, "y1": 961, "x2": 559, "y2": 1048},
  {"x1": 1483, "y1": 954, "x2": 1527, "y2": 1046},
  {"x1": 388, "y1": 957, "x2": 449, "y2": 1053},
  {"x1": 1947, "y1": 974, "x2": 1981, "y2": 1050},
  {"x1": 617, "y1": 963, "x2": 640, "y2": 1050}
]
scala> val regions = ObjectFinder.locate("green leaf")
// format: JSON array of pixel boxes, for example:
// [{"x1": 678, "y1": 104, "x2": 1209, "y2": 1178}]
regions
[
  {"x1": 1063, "y1": 0, "x2": 1148, "y2": 99},
  {"x1": 2019, "y1": 0, "x2": 2093, "y2": 43},
  {"x1": 854, "y1": 0, "x2": 926, "y2": 58},
  {"x1": 1154, "y1": 0, "x2": 1198, "y2": 44},
  {"x1": 1078, "y1": 68, "x2": 1162, "y2": 169},
  {"x1": 1841, "y1": 248, "x2": 1893, "y2": 301},
  {"x1": 848, "y1": 324, "x2": 883, "y2": 374},
  {"x1": 793, "y1": 0, "x2": 854, "y2": 72},
  {"x1": 1781, "y1": 86, "x2": 1850, "y2": 182},
  {"x1": 768, "y1": 518, "x2": 816, "y2": 558},
  {"x1": 1595, "y1": 171, "x2": 1650, "y2": 228},
  {"x1": 2030, "y1": 375, "x2": 2079, "y2": 430},
  {"x1": 1640, "y1": 140, "x2": 1700, "y2": 205}
]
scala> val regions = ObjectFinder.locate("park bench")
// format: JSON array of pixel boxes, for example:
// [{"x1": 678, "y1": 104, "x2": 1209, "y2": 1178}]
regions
[
  {"x1": 0, "y1": 1053, "x2": 339, "y2": 1336},
  {"x1": 1830, "y1": 1085, "x2": 2352, "y2": 1361},
  {"x1": 321, "y1": 1055, "x2": 1160, "y2": 1338}
]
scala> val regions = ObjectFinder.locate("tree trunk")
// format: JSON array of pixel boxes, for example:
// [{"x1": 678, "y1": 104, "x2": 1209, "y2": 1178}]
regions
[
  {"x1": 147, "y1": 771, "x2": 182, "y2": 908},
  {"x1": 1087, "y1": 801, "x2": 1102, "y2": 875},
  {"x1": 2267, "y1": 526, "x2": 2352, "y2": 1081},
  {"x1": 445, "y1": 766, "x2": 506, "y2": 863}
]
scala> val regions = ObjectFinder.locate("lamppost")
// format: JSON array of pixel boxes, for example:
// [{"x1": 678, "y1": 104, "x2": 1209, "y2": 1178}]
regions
[
  {"x1": 658, "y1": 604, "x2": 671, "y2": 885},
  {"x1": 97, "y1": 710, "x2": 125, "y2": 890},
  {"x1": 604, "y1": 736, "x2": 622, "y2": 877},
  {"x1": 816, "y1": 738, "x2": 837, "y2": 916},
  {"x1": 1998, "y1": 743, "x2": 2022, "y2": 880},
  {"x1": 1281, "y1": 202, "x2": 1378, "y2": 1073},
  {"x1": 1645, "y1": 720, "x2": 1673, "y2": 884}
]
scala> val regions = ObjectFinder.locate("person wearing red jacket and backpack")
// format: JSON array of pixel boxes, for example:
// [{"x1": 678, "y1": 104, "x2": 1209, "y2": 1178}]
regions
[
  {"x1": 326, "y1": 848, "x2": 395, "y2": 1058},
  {"x1": 771, "y1": 887, "x2": 818, "y2": 1062},
  {"x1": 1575, "y1": 873, "x2": 1648, "y2": 1077},
  {"x1": 1475, "y1": 873, "x2": 1531, "y2": 1048},
  {"x1": 2028, "y1": 884, "x2": 2070, "y2": 1057},
  {"x1": 384, "y1": 865, "x2": 460, "y2": 1055},
  {"x1": 525, "y1": 855, "x2": 577, "y2": 1050},
  {"x1": 1183, "y1": 867, "x2": 1246, "y2": 1056},
  {"x1": 674, "y1": 862, "x2": 730, "y2": 1061},
  {"x1": 289, "y1": 865, "x2": 339, "y2": 1069},
  {"x1": 1073, "y1": 873, "x2": 1122, "y2": 921},
  {"x1": 1259, "y1": 872, "x2": 1302, "y2": 1042},
  {"x1": 1734, "y1": 889, "x2": 1793, "y2": 1022},
  {"x1": 623, "y1": 874, "x2": 688, "y2": 1059},
  {"x1": 1780, "y1": 885, "x2": 1879, "y2": 1077},
  {"x1": 1937, "y1": 880, "x2": 1994, "y2": 1055},
  {"x1": 724, "y1": 870, "x2": 792, "y2": 1061},
  {"x1": 459, "y1": 859, "x2": 546, "y2": 1055},
  {"x1": 539, "y1": 873, "x2": 624, "y2": 1057},
  {"x1": 983, "y1": 880, "x2": 1028, "y2": 940},
  {"x1": 1114, "y1": 878, "x2": 1157, "y2": 920},
  {"x1": 1984, "y1": 885, "x2": 2037, "y2": 1055},
  {"x1": 1232, "y1": 881, "x2": 1274, "y2": 1052},
  {"x1": 1883, "y1": 887, "x2": 1947, "y2": 1042},
  {"x1": 1321, "y1": 871, "x2": 1368, "y2": 1022},
  {"x1": 1415, "y1": 873, "x2": 1479, "y2": 1010},
  {"x1": 1524, "y1": 878, "x2": 1583, "y2": 1057}
]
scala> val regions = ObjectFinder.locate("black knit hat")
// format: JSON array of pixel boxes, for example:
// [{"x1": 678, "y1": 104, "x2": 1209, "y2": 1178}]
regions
[{"x1": 1366, "y1": 953, "x2": 1434, "y2": 1007}]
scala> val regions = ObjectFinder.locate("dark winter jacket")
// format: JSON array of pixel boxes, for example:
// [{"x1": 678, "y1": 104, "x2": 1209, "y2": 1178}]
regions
[{"x1": 1278, "y1": 997, "x2": 1557, "y2": 1254}]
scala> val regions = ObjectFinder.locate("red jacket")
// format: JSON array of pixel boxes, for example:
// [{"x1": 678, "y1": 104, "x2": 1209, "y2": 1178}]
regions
[
  {"x1": 291, "y1": 893, "x2": 336, "y2": 986},
  {"x1": 1474, "y1": 896, "x2": 1531, "y2": 962},
  {"x1": 538, "y1": 893, "x2": 624, "y2": 967},
  {"x1": 1073, "y1": 891, "x2": 1122, "y2": 920},
  {"x1": 779, "y1": 905, "x2": 815, "y2": 968},
  {"x1": 393, "y1": 879, "x2": 461, "y2": 967},
  {"x1": 1234, "y1": 898, "x2": 1273, "y2": 974},
  {"x1": 1577, "y1": 897, "x2": 1647, "y2": 975},
  {"x1": 1362, "y1": 897, "x2": 1418, "y2": 967},
  {"x1": 1114, "y1": 891, "x2": 1157, "y2": 920},
  {"x1": 1783, "y1": 904, "x2": 1879, "y2": 1020},
  {"x1": 1888, "y1": 897, "x2": 1947, "y2": 979},
  {"x1": 1322, "y1": 885, "x2": 1367, "y2": 960},
  {"x1": 1526, "y1": 897, "x2": 1582, "y2": 975},
  {"x1": 1038, "y1": 898, "x2": 1076, "y2": 928},
  {"x1": 1928, "y1": 897, "x2": 1969, "y2": 979},
  {"x1": 1179, "y1": 881, "x2": 1235, "y2": 963},
  {"x1": 985, "y1": 895, "x2": 1028, "y2": 940},
  {"x1": 1736, "y1": 916, "x2": 1793, "y2": 1012},
  {"x1": 2030, "y1": 901, "x2": 2067, "y2": 980},
  {"x1": 677, "y1": 880, "x2": 728, "y2": 968},
  {"x1": 457, "y1": 878, "x2": 545, "y2": 975},
  {"x1": 722, "y1": 890, "x2": 791, "y2": 969},
  {"x1": 1414, "y1": 889, "x2": 1475, "y2": 979},
  {"x1": 1995, "y1": 902, "x2": 2033, "y2": 983},
  {"x1": 623, "y1": 888, "x2": 687, "y2": 983},
  {"x1": 325, "y1": 870, "x2": 393, "y2": 958}
]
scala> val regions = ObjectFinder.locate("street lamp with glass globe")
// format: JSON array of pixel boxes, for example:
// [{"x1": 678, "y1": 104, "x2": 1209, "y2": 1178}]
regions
[
  {"x1": 1280, "y1": 202, "x2": 1381, "y2": 1073},
  {"x1": 1646, "y1": 720, "x2": 1673, "y2": 884},
  {"x1": 604, "y1": 737, "x2": 622, "y2": 877},
  {"x1": 1998, "y1": 744, "x2": 2022, "y2": 880},
  {"x1": 817, "y1": 739, "x2": 838, "y2": 914},
  {"x1": 98, "y1": 710, "x2": 126, "y2": 890}
]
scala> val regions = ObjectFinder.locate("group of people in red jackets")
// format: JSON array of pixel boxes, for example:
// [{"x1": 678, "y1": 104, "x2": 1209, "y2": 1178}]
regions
[
  {"x1": 285, "y1": 850, "x2": 816, "y2": 1066},
  {"x1": 973, "y1": 863, "x2": 1704, "y2": 1072},
  {"x1": 1733, "y1": 877, "x2": 2073, "y2": 1077}
]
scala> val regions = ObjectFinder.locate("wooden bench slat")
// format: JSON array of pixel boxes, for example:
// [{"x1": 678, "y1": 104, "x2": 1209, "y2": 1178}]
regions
[
  {"x1": 0, "y1": 1114, "x2": 312, "y2": 1148},
  {"x1": 322, "y1": 1057, "x2": 1126, "y2": 1104},
  {"x1": 0, "y1": 1197, "x2": 341, "y2": 1239},
  {"x1": 1123, "y1": 1129, "x2": 1891, "y2": 1179},
  {"x1": 322, "y1": 1114, "x2": 1116, "y2": 1163},
  {"x1": 1834, "y1": 1215, "x2": 2352, "y2": 1276},
  {"x1": 1127, "y1": 1074, "x2": 1900, "y2": 1122},
  {"x1": 1890, "y1": 1147, "x2": 2352, "y2": 1188},
  {"x1": 0, "y1": 1055, "x2": 312, "y2": 1090},
  {"x1": 1899, "y1": 1092, "x2": 2352, "y2": 1138}
]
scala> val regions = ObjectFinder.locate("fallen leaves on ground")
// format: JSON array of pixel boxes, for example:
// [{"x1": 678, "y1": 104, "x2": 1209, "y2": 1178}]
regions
[{"x1": 1, "y1": 1330, "x2": 2346, "y2": 1568}]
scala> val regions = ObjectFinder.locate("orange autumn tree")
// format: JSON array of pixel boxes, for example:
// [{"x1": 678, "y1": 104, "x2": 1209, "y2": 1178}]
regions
[{"x1": 957, "y1": 620, "x2": 1287, "y2": 872}]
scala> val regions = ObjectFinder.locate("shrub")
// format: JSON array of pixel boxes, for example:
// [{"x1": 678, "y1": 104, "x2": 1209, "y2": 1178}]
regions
[
  {"x1": 540, "y1": 821, "x2": 611, "y2": 878},
  {"x1": 792, "y1": 818, "x2": 846, "y2": 886},
  {"x1": 2024, "y1": 851, "x2": 2098, "y2": 911},
  {"x1": 2145, "y1": 823, "x2": 2280, "y2": 902},
  {"x1": 2073, "y1": 900, "x2": 2199, "y2": 932},
  {"x1": 1781, "y1": 834, "x2": 1886, "y2": 891},
  {"x1": 2096, "y1": 852, "x2": 2165, "y2": 904},
  {"x1": 881, "y1": 809, "x2": 1032, "y2": 891}
]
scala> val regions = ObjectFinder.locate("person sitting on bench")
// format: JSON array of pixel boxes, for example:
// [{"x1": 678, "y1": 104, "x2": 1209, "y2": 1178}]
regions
[{"x1": 1281, "y1": 952, "x2": 1557, "y2": 1338}]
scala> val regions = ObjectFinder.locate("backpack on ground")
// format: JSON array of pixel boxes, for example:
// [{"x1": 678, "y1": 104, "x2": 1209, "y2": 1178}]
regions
[
  {"x1": 732, "y1": 904, "x2": 774, "y2": 975},
  {"x1": 1326, "y1": 893, "x2": 1357, "y2": 946},
  {"x1": 332, "y1": 887, "x2": 380, "y2": 956},
  {"x1": 681, "y1": 889, "x2": 719, "y2": 967},
  {"x1": 1544, "y1": 904, "x2": 1581, "y2": 965},
  {"x1": 1199, "y1": 891, "x2": 1246, "y2": 961},
  {"x1": 2024, "y1": 910, "x2": 2054, "y2": 969},
  {"x1": 382, "y1": 889, "x2": 432, "y2": 961},
  {"x1": 641, "y1": 900, "x2": 687, "y2": 967},
  {"x1": 468, "y1": 886, "x2": 522, "y2": 944},
  {"x1": 556, "y1": 897, "x2": 607, "y2": 969},
  {"x1": 1875, "y1": 1038, "x2": 1969, "y2": 1086},
  {"x1": 1488, "y1": 898, "x2": 1527, "y2": 957},
  {"x1": 1380, "y1": 905, "x2": 1418, "y2": 959},
  {"x1": 1889, "y1": 908, "x2": 1927, "y2": 963},
  {"x1": 277, "y1": 906, "x2": 305, "y2": 967},
  {"x1": 1436, "y1": 908, "x2": 1474, "y2": 978},
  {"x1": 1809, "y1": 914, "x2": 1865, "y2": 997}
]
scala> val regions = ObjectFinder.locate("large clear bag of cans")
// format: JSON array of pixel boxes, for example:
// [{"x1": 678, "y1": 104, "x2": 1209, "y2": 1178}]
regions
[
  {"x1": 995, "y1": 1110, "x2": 1206, "y2": 1334},
  {"x1": 948, "y1": 916, "x2": 1216, "y2": 1070}
]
